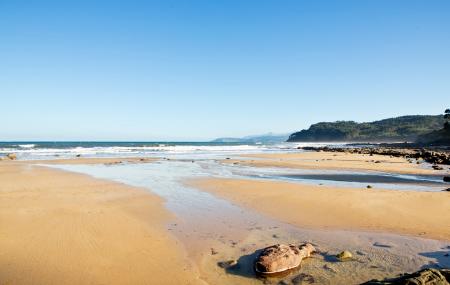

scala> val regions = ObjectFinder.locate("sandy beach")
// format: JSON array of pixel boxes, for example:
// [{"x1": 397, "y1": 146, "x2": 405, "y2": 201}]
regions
[
  {"x1": 226, "y1": 151, "x2": 449, "y2": 175},
  {"x1": 1, "y1": 150, "x2": 449, "y2": 285},
  {"x1": 191, "y1": 177, "x2": 450, "y2": 241},
  {"x1": 0, "y1": 161, "x2": 201, "y2": 285}
]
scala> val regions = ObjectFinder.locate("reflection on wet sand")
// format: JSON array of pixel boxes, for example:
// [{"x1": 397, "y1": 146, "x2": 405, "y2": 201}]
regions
[{"x1": 50, "y1": 156, "x2": 450, "y2": 285}]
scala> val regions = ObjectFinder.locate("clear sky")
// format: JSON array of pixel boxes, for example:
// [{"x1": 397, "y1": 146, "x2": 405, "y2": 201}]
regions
[{"x1": 1, "y1": 0, "x2": 449, "y2": 141}]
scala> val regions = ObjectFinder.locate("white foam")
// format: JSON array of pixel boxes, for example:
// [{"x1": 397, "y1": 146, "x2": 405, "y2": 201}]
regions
[
  {"x1": 18, "y1": 144, "x2": 36, "y2": 148},
  {"x1": 1, "y1": 142, "x2": 345, "y2": 160}
]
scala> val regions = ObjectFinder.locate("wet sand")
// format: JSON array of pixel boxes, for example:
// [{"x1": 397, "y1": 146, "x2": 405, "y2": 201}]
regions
[
  {"x1": 29, "y1": 156, "x2": 156, "y2": 165},
  {"x1": 0, "y1": 161, "x2": 200, "y2": 285},
  {"x1": 227, "y1": 151, "x2": 449, "y2": 175},
  {"x1": 2, "y1": 152, "x2": 449, "y2": 285},
  {"x1": 280, "y1": 173, "x2": 444, "y2": 185},
  {"x1": 191, "y1": 178, "x2": 450, "y2": 241}
]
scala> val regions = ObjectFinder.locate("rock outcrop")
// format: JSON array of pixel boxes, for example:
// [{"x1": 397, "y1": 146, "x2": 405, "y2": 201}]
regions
[
  {"x1": 299, "y1": 146, "x2": 450, "y2": 165},
  {"x1": 254, "y1": 243, "x2": 315, "y2": 275},
  {"x1": 361, "y1": 268, "x2": 450, "y2": 285}
]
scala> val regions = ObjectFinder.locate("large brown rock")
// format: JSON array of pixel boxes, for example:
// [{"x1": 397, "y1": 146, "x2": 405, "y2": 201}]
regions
[
  {"x1": 361, "y1": 268, "x2": 450, "y2": 285},
  {"x1": 254, "y1": 243, "x2": 315, "y2": 275}
]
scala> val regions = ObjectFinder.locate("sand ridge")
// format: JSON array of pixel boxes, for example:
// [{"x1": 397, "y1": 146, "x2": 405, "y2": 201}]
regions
[
  {"x1": 225, "y1": 151, "x2": 449, "y2": 175},
  {"x1": 191, "y1": 178, "x2": 450, "y2": 241}
]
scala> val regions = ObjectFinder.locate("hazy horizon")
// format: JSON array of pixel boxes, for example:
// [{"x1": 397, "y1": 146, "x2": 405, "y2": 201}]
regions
[{"x1": 1, "y1": 1, "x2": 449, "y2": 141}]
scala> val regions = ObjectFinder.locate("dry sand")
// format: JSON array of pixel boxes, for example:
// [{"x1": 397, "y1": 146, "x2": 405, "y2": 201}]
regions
[
  {"x1": 191, "y1": 178, "x2": 450, "y2": 241},
  {"x1": 0, "y1": 161, "x2": 201, "y2": 285},
  {"x1": 226, "y1": 151, "x2": 449, "y2": 175}
]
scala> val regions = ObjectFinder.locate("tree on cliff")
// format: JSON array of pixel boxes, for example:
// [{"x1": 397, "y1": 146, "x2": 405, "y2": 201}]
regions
[{"x1": 444, "y1": 109, "x2": 450, "y2": 130}]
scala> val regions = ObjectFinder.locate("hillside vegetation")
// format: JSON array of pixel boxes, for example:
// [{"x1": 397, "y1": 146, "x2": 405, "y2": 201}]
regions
[{"x1": 287, "y1": 115, "x2": 444, "y2": 142}]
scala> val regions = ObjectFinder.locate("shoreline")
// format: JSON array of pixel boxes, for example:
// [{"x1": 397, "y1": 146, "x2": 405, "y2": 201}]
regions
[
  {"x1": 224, "y1": 151, "x2": 449, "y2": 176},
  {"x1": 27, "y1": 156, "x2": 157, "y2": 165},
  {"x1": 298, "y1": 145, "x2": 450, "y2": 165}
]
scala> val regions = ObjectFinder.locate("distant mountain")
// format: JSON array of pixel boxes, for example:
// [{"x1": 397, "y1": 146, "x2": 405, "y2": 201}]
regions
[
  {"x1": 287, "y1": 115, "x2": 444, "y2": 142},
  {"x1": 212, "y1": 133, "x2": 289, "y2": 144}
]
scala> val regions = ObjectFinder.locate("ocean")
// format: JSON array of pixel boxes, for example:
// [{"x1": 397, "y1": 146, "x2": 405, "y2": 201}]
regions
[{"x1": 0, "y1": 141, "x2": 334, "y2": 160}]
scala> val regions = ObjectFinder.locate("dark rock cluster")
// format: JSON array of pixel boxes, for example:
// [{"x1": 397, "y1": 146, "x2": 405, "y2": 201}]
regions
[
  {"x1": 299, "y1": 146, "x2": 450, "y2": 166},
  {"x1": 360, "y1": 268, "x2": 450, "y2": 285}
]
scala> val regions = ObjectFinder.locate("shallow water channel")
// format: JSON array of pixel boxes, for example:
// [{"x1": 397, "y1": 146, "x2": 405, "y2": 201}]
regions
[{"x1": 47, "y1": 158, "x2": 449, "y2": 285}]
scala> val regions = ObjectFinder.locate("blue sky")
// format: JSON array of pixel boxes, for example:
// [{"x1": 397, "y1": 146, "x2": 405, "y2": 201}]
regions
[{"x1": 1, "y1": 0, "x2": 449, "y2": 141}]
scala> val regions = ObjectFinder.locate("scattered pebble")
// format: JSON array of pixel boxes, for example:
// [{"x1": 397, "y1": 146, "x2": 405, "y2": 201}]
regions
[
  {"x1": 217, "y1": 260, "x2": 237, "y2": 269},
  {"x1": 292, "y1": 273, "x2": 315, "y2": 284},
  {"x1": 367, "y1": 185, "x2": 373, "y2": 189},
  {"x1": 356, "y1": 250, "x2": 367, "y2": 256},
  {"x1": 373, "y1": 242, "x2": 393, "y2": 248},
  {"x1": 336, "y1": 250, "x2": 353, "y2": 261},
  {"x1": 323, "y1": 264, "x2": 337, "y2": 273}
]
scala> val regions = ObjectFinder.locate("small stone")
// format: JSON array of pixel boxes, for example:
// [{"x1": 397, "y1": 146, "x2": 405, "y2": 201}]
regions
[
  {"x1": 217, "y1": 260, "x2": 237, "y2": 269},
  {"x1": 443, "y1": 176, "x2": 450, "y2": 182},
  {"x1": 373, "y1": 242, "x2": 392, "y2": 248},
  {"x1": 292, "y1": 273, "x2": 315, "y2": 284},
  {"x1": 211, "y1": 248, "x2": 218, "y2": 255},
  {"x1": 323, "y1": 264, "x2": 337, "y2": 273},
  {"x1": 367, "y1": 185, "x2": 373, "y2": 189},
  {"x1": 336, "y1": 250, "x2": 353, "y2": 261}
]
